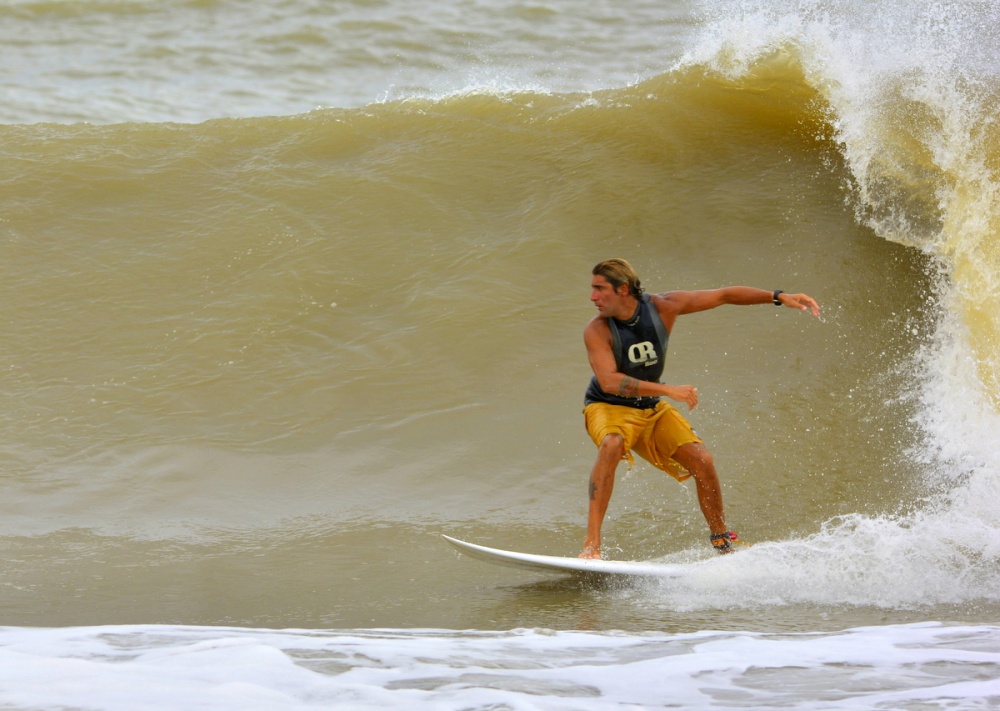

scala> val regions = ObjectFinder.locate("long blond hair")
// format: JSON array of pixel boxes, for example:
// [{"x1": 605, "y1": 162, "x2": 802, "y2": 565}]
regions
[{"x1": 592, "y1": 258, "x2": 643, "y2": 297}]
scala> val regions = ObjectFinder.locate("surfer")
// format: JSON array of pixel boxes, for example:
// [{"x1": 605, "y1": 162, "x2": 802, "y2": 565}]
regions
[{"x1": 580, "y1": 258, "x2": 820, "y2": 558}]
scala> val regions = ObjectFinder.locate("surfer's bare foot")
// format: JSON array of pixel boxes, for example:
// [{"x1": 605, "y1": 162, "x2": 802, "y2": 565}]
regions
[{"x1": 579, "y1": 544, "x2": 601, "y2": 559}]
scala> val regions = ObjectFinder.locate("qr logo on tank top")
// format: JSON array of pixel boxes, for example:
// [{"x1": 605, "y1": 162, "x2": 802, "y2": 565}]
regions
[{"x1": 628, "y1": 342, "x2": 658, "y2": 367}]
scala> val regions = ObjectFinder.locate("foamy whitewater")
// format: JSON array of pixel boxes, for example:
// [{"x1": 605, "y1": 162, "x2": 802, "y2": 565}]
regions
[
  {"x1": 1, "y1": 623, "x2": 998, "y2": 709},
  {"x1": 1, "y1": 0, "x2": 999, "y2": 708}
]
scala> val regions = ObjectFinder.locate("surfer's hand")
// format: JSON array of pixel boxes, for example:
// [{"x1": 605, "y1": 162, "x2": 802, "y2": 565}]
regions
[
  {"x1": 780, "y1": 292, "x2": 821, "y2": 317},
  {"x1": 667, "y1": 385, "x2": 698, "y2": 410}
]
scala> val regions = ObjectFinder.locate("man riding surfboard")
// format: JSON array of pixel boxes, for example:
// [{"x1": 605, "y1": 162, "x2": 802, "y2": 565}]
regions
[{"x1": 580, "y1": 258, "x2": 820, "y2": 558}]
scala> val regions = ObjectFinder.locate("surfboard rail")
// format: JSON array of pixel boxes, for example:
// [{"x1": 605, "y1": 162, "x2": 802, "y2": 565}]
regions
[{"x1": 441, "y1": 534, "x2": 684, "y2": 578}]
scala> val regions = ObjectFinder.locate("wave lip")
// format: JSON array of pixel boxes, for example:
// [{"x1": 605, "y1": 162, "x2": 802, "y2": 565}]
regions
[{"x1": 687, "y1": 0, "x2": 1000, "y2": 416}]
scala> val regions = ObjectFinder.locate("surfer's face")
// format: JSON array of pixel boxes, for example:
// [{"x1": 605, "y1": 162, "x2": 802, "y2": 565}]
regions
[{"x1": 590, "y1": 275, "x2": 629, "y2": 317}]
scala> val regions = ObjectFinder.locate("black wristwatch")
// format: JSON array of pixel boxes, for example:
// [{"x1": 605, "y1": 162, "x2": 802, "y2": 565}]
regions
[{"x1": 773, "y1": 290, "x2": 784, "y2": 305}]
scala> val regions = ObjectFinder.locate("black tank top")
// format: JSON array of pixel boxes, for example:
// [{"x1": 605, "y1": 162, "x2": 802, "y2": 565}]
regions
[{"x1": 584, "y1": 293, "x2": 670, "y2": 409}]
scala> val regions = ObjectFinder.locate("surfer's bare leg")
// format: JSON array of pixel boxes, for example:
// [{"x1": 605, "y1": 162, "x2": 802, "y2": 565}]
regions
[
  {"x1": 672, "y1": 441, "x2": 728, "y2": 537},
  {"x1": 580, "y1": 434, "x2": 624, "y2": 559}
]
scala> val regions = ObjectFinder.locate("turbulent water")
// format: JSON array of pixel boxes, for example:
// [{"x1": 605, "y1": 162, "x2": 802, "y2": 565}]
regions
[{"x1": 1, "y1": 0, "x2": 999, "y2": 708}]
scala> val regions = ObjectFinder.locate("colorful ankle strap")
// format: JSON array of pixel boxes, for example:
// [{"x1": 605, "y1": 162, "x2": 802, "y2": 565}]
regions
[{"x1": 710, "y1": 531, "x2": 740, "y2": 553}]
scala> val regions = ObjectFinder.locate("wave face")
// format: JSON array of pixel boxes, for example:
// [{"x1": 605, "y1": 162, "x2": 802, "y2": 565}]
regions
[{"x1": 0, "y1": 0, "x2": 998, "y2": 707}]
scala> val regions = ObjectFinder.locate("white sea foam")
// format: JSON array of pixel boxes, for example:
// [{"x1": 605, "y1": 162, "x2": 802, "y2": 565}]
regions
[{"x1": 0, "y1": 623, "x2": 997, "y2": 710}]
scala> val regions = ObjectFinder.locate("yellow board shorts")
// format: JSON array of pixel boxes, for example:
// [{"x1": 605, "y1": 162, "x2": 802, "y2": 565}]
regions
[{"x1": 583, "y1": 400, "x2": 702, "y2": 482}]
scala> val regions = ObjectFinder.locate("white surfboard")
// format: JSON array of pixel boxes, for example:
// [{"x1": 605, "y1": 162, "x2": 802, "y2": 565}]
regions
[{"x1": 441, "y1": 534, "x2": 684, "y2": 578}]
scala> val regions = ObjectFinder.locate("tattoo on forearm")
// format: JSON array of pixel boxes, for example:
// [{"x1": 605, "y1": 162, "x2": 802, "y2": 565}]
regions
[{"x1": 618, "y1": 376, "x2": 640, "y2": 397}]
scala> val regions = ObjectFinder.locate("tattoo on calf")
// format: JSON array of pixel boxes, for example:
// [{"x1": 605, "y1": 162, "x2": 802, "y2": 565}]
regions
[
  {"x1": 618, "y1": 376, "x2": 640, "y2": 397},
  {"x1": 588, "y1": 480, "x2": 596, "y2": 501}
]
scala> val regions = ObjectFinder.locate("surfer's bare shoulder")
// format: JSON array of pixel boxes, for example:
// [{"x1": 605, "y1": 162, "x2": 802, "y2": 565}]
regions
[
  {"x1": 649, "y1": 291, "x2": 685, "y2": 330},
  {"x1": 583, "y1": 313, "x2": 613, "y2": 344}
]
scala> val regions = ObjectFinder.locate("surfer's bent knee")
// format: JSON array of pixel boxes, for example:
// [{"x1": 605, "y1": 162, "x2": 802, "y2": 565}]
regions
[
  {"x1": 599, "y1": 433, "x2": 625, "y2": 457},
  {"x1": 676, "y1": 442, "x2": 715, "y2": 474}
]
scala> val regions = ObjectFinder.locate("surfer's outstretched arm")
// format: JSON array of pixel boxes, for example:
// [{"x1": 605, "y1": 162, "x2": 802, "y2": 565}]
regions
[{"x1": 656, "y1": 287, "x2": 820, "y2": 318}]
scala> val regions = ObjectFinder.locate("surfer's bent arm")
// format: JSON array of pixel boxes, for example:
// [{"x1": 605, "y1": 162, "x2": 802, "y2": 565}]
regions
[
  {"x1": 656, "y1": 287, "x2": 820, "y2": 317},
  {"x1": 584, "y1": 320, "x2": 699, "y2": 409}
]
